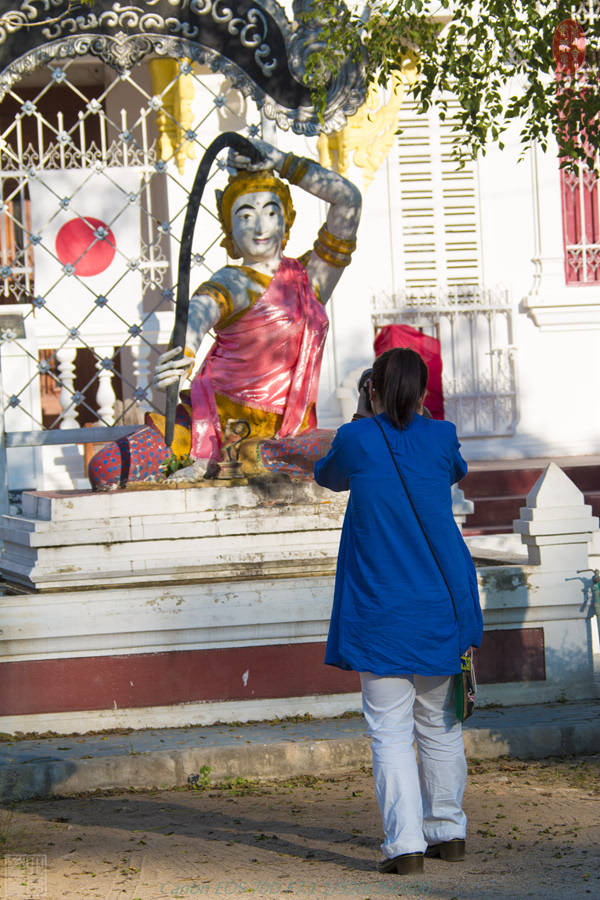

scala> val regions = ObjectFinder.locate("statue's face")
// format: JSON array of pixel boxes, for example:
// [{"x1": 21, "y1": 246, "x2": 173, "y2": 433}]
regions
[{"x1": 231, "y1": 190, "x2": 285, "y2": 262}]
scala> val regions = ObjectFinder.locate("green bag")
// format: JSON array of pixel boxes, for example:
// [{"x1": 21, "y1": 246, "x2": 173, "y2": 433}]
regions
[{"x1": 454, "y1": 651, "x2": 476, "y2": 722}]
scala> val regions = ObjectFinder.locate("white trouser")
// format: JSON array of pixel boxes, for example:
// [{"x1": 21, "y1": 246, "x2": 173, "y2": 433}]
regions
[{"x1": 360, "y1": 671, "x2": 467, "y2": 859}]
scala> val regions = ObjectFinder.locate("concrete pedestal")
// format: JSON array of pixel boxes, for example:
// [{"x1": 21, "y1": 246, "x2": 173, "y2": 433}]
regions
[{"x1": 0, "y1": 470, "x2": 597, "y2": 734}]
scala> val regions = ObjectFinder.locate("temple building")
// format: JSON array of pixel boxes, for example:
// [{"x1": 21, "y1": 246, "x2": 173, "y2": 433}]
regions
[
  {"x1": 0, "y1": 1, "x2": 598, "y2": 736},
  {"x1": 0, "y1": 0, "x2": 598, "y2": 524}
]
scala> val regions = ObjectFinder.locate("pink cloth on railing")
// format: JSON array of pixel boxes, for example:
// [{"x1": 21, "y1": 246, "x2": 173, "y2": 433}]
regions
[
  {"x1": 374, "y1": 324, "x2": 445, "y2": 420},
  {"x1": 190, "y1": 256, "x2": 329, "y2": 461}
]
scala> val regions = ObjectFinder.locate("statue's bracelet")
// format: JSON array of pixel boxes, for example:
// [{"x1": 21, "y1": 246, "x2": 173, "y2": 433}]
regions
[{"x1": 280, "y1": 152, "x2": 311, "y2": 185}]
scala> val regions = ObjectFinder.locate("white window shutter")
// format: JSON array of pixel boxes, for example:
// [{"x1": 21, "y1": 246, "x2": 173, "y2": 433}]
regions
[{"x1": 397, "y1": 99, "x2": 482, "y2": 290}]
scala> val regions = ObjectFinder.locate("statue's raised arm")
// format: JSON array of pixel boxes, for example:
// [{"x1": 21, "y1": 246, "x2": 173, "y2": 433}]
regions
[
  {"x1": 90, "y1": 138, "x2": 361, "y2": 489},
  {"x1": 225, "y1": 136, "x2": 362, "y2": 303},
  {"x1": 155, "y1": 137, "x2": 361, "y2": 386}
]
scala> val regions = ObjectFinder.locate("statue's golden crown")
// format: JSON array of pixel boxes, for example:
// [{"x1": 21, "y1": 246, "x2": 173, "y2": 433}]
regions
[{"x1": 216, "y1": 170, "x2": 296, "y2": 258}]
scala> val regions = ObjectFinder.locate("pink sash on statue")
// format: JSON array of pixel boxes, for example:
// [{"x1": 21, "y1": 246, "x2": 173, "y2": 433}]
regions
[{"x1": 189, "y1": 256, "x2": 329, "y2": 461}]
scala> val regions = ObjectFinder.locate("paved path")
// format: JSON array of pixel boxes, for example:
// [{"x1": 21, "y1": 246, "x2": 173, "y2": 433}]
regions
[
  {"x1": 3, "y1": 757, "x2": 599, "y2": 899},
  {"x1": 1, "y1": 699, "x2": 599, "y2": 802}
]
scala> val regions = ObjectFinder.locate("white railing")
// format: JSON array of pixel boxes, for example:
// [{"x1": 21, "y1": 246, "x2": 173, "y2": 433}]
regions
[
  {"x1": 0, "y1": 106, "x2": 171, "y2": 439},
  {"x1": 371, "y1": 286, "x2": 517, "y2": 437}
]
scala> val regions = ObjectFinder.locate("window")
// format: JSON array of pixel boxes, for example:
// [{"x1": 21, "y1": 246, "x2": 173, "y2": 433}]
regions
[
  {"x1": 559, "y1": 164, "x2": 600, "y2": 282},
  {"x1": 396, "y1": 99, "x2": 482, "y2": 290}
]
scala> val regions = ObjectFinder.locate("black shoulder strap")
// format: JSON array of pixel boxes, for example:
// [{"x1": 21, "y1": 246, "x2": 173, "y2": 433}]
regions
[{"x1": 372, "y1": 415, "x2": 458, "y2": 622}]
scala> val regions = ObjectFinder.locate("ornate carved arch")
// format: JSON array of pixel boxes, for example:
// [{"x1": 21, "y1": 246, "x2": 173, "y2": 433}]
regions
[{"x1": 0, "y1": 0, "x2": 365, "y2": 134}]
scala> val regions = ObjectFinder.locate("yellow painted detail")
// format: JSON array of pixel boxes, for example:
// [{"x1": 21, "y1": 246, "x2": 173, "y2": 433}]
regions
[
  {"x1": 215, "y1": 394, "x2": 314, "y2": 440},
  {"x1": 148, "y1": 410, "x2": 193, "y2": 458},
  {"x1": 237, "y1": 266, "x2": 273, "y2": 290},
  {"x1": 149, "y1": 394, "x2": 313, "y2": 458},
  {"x1": 148, "y1": 58, "x2": 196, "y2": 174},
  {"x1": 214, "y1": 394, "x2": 283, "y2": 440},
  {"x1": 317, "y1": 57, "x2": 418, "y2": 188},
  {"x1": 197, "y1": 280, "x2": 234, "y2": 325},
  {"x1": 183, "y1": 346, "x2": 196, "y2": 381}
]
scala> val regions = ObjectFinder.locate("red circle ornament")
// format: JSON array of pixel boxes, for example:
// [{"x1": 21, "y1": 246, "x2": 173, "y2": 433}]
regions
[
  {"x1": 55, "y1": 217, "x2": 116, "y2": 276},
  {"x1": 553, "y1": 19, "x2": 586, "y2": 75}
]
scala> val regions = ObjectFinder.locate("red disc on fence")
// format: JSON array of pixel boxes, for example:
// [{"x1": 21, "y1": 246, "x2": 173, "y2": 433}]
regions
[
  {"x1": 553, "y1": 18, "x2": 586, "y2": 74},
  {"x1": 55, "y1": 216, "x2": 116, "y2": 276}
]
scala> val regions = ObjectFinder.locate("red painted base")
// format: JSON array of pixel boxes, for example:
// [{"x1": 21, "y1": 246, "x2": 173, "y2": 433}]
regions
[
  {"x1": 477, "y1": 627, "x2": 546, "y2": 684},
  {"x1": 0, "y1": 643, "x2": 359, "y2": 717},
  {"x1": 0, "y1": 629, "x2": 546, "y2": 717}
]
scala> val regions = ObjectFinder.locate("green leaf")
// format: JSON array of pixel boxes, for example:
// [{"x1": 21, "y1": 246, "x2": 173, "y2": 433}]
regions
[{"x1": 303, "y1": 0, "x2": 600, "y2": 167}]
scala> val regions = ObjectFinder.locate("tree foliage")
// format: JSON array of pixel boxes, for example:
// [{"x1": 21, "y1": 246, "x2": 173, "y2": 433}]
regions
[{"x1": 303, "y1": 0, "x2": 600, "y2": 169}]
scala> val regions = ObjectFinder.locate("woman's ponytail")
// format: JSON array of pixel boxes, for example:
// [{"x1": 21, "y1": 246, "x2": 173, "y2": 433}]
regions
[{"x1": 371, "y1": 348, "x2": 428, "y2": 429}]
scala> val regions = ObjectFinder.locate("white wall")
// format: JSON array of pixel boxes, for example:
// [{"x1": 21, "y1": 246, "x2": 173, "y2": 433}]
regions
[{"x1": 306, "y1": 112, "x2": 600, "y2": 459}]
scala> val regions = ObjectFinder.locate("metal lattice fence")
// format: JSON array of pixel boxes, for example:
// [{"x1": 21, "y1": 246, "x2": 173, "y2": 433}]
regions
[{"x1": 0, "y1": 53, "x2": 262, "y2": 496}]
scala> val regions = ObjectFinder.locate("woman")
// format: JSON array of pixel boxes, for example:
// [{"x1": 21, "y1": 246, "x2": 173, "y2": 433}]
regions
[
  {"x1": 313, "y1": 348, "x2": 483, "y2": 875},
  {"x1": 152, "y1": 136, "x2": 361, "y2": 482},
  {"x1": 88, "y1": 136, "x2": 360, "y2": 488}
]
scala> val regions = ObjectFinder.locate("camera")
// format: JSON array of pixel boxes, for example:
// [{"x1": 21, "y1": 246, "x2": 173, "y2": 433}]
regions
[{"x1": 357, "y1": 368, "x2": 373, "y2": 414}]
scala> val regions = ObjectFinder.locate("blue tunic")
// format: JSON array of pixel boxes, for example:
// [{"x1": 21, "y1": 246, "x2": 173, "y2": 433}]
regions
[{"x1": 314, "y1": 413, "x2": 483, "y2": 677}]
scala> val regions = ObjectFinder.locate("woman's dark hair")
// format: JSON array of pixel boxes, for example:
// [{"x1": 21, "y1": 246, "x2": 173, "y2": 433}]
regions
[{"x1": 371, "y1": 348, "x2": 428, "y2": 429}]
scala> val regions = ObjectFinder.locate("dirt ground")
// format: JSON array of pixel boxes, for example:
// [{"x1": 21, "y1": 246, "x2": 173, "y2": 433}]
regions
[{"x1": 1, "y1": 755, "x2": 599, "y2": 900}]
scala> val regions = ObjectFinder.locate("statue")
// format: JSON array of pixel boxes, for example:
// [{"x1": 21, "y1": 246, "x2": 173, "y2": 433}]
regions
[{"x1": 88, "y1": 137, "x2": 361, "y2": 489}]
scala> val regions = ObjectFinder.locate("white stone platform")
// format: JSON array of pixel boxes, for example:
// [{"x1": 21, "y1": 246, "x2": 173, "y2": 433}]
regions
[
  {"x1": 0, "y1": 481, "x2": 348, "y2": 591},
  {"x1": 0, "y1": 469, "x2": 597, "y2": 735}
]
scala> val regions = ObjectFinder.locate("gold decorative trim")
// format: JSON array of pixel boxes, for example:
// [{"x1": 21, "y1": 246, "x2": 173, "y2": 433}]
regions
[
  {"x1": 279, "y1": 152, "x2": 295, "y2": 180},
  {"x1": 148, "y1": 58, "x2": 196, "y2": 175},
  {"x1": 317, "y1": 224, "x2": 357, "y2": 254},
  {"x1": 183, "y1": 345, "x2": 196, "y2": 380},
  {"x1": 279, "y1": 153, "x2": 311, "y2": 185},
  {"x1": 312, "y1": 240, "x2": 352, "y2": 268},
  {"x1": 317, "y1": 59, "x2": 418, "y2": 188},
  {"x1": 216, "y1": 287, "x2": 264, "y2": 331},
  {"x1": 197, "y1": 280, "x2": 234, "y2": 323},
  {"x1": 237, "y1": 266, "x2": 273, "y2": 290},
  {"x1": 288, "y1": 156, "x2": 311, "y2": 185},
  {"x1": 296, "y1": 249, "x2": 312, "y2": 267}
]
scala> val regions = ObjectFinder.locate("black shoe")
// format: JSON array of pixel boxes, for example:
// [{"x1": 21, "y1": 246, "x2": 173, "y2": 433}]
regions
[
  {"x1": 425, "y1": 838, "x2": 465, "y2": 861},
  {"x1": 378, "y1": 852, "x2": 424, "y2": 874}
]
